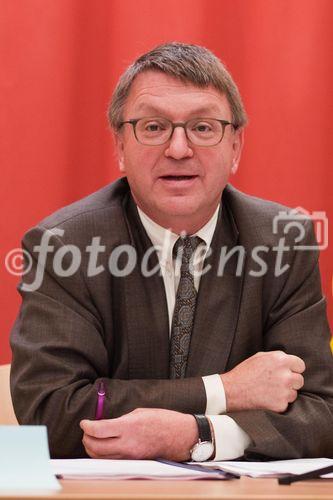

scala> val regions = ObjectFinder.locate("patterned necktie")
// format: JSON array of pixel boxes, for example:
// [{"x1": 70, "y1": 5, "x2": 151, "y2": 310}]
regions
[{"x1": 169, "y1": 236, "x2": 202, "y2": 378}]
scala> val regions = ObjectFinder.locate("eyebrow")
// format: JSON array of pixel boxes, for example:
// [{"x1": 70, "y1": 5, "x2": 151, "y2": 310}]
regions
[{"x1": 132, "y1": 102, "x2": 224, "y2": 117}]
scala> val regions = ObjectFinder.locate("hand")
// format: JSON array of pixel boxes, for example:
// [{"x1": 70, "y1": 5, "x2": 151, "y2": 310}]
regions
[
  {"x1": 80, "y1": 408, "x2": 199, "y2": 461},
  {"x1": 221, "y1": 351, "x2": 305, "y2": 413}
]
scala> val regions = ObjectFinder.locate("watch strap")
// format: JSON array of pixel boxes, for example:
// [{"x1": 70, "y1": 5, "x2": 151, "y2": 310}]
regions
[{"x1": 193, "y1": 414, "x2": 212, "y2": 442}]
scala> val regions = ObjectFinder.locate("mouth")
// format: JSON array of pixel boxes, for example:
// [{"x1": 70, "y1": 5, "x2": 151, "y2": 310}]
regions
[{"x1": 159, "y1": 175, "x2": 198, "y2": 181}]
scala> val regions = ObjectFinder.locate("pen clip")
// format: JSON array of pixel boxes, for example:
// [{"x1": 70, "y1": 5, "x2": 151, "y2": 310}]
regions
[
  {"x1": 97, "y1": 381, "x2": 105, "y2": 396},
  {"x1": 95, "y1": 381, "x2": 106, "y2": 420}
]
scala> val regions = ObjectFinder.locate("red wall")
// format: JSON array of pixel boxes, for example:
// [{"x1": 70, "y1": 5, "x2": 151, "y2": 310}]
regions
[{"x1": 1, "y1": 0, "x2": 332, "y2": 364}]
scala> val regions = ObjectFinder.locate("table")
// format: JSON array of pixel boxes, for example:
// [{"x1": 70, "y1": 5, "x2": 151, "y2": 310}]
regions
[{"x1": 0, "y1": 477, "x2": 332, "y2": 500}]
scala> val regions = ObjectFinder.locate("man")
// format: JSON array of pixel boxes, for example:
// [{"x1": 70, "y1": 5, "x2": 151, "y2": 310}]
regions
[{"x1": 10, "y1": 42, "x2": 333, "y2": 461}]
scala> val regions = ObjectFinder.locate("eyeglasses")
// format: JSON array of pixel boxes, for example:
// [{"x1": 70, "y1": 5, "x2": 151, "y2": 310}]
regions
[{"x1": 119, "y1": 116, "x2": 236, "y2": 146}]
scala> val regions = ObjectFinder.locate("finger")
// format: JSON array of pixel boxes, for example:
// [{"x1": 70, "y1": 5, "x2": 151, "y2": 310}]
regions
[
  {"x1": 82, "y1": 433, "x2": 121, "y2": 457},
  {"x1": 83, "y1": 444, "x2": 101, "y2": 459},
  {"x1": 253, "y1": 351, "x2": 264, "y2": 356},
  {"x1": 83, "y1": 433, "x2": 133, "y2": 459},
  {"x1": 85, "y1": 448, "x2": 124, "y2": 459},
  {"x1": 287, "y1": 355, "x2": 306, "y2": 373},
  {"x1": 291, "y1": 373, "x2": 304, "y2": 390},
  {"x1": 80, "y1": 418, "x2": 122, "y2": 438},
  {"x1": 83, "y1": 442, "x2": 124, "y2": 460},
  {"x1": 287, "y1": 389, "x2": 298, "y2": 403}
]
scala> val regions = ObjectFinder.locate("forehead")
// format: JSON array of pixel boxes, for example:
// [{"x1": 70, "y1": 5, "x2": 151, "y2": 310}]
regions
[{"x1": 123, "y1": 70, "x2": 231, "y2": 119}]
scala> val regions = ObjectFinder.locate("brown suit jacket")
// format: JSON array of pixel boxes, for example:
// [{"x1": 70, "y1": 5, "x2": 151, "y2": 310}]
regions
[{"x1": 10, "y1": 178, "x2": 333, "y2": 458}]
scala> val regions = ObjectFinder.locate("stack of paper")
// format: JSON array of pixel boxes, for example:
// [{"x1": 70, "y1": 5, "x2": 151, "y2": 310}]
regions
[
  {"x1": 51, "y1": 458, "x2": 229, "y2": 480},
  {"x1": 51, "y1": 457, "x2": 333, "y2": 481},
  {"x1": 200, "y1": 458, "x2": 333, "y2": 478}
]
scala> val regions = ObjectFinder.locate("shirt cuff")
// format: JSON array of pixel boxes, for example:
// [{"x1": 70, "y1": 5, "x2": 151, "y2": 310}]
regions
[
  {"x1": 202, "y1": 374, "x2": 226, "y2": 414},
  {"x1": 208, "y1": 415, "x2": 252, "y2": 461}
]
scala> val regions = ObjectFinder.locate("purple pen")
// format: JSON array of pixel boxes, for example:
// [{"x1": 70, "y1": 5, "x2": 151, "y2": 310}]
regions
[{"x1": 95, "y1": 381, "x2": 106, "y2": 420}]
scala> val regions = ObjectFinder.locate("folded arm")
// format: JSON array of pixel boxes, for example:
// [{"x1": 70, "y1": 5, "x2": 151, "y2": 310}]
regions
[{"x1": 10, "y1": 226, "x2": 206, "y2": 458}]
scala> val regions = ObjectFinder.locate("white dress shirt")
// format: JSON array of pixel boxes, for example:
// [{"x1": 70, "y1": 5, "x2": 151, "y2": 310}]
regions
[{"x1": 137, "y1": 205, "x2": 251, "y2": 460}]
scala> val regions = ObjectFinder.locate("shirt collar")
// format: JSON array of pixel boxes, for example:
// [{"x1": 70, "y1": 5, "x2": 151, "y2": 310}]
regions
[{"x1": 137, "y1": 205, "x2": 220, "y2": 267}]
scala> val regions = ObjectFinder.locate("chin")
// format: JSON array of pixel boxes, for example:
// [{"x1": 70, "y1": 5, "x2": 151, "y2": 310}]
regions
[{"x1": 157, "y1": 199, "x2": 200, "y2": 217}]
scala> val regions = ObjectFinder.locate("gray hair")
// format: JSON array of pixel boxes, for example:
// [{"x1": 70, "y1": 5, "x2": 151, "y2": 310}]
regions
[{"x1": 108, "y1": 42, "x2": 247, "y2": 131}]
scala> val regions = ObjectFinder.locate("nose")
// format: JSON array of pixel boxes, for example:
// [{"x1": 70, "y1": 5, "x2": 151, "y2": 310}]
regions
[{"x1": 164, "y1": 126, "x2": 193, "y2": 160}]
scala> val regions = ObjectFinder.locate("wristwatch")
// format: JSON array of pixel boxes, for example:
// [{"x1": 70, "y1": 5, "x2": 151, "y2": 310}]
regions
[{"x1": 190, "y1": 414, "x2": 215, "y2": 462}]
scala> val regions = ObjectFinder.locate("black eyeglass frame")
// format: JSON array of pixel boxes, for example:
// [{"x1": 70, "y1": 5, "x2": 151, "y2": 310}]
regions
[{"x1": 118, "y1": 117, "x2": 238, "y2": 146}]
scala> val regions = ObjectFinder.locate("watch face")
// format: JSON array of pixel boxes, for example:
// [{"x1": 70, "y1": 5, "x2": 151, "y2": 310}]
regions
[{"x1": 191, "y1": 441, "x2": 214, "y2": 462}]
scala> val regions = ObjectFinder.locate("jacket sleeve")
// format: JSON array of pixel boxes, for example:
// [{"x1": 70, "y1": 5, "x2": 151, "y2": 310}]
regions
[
  {"x1": 228, "y1": 219, "x2": 333, "y2": 459},
  {"x1": 10, "y1": 226, "x2": 206, "y2": 458}
]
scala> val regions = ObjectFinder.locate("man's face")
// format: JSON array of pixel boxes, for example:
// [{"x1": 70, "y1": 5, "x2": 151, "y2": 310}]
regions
[{"x1": 116, "y1": 70, "x2": 243, "y2": 233}]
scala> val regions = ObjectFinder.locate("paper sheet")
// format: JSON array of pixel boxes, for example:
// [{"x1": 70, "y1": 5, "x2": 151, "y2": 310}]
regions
[
  {"x1": 199, "y1": 458, "x2": 333, "y2": 478},
  {"x1": 51, "y1": 458, "x2": 227, "y2": 480},
  {"x1": 0, "y1": 426, "x2": 61, "y2": 491}
]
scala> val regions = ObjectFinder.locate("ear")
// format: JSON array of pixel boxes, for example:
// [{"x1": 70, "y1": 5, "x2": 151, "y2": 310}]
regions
[
  {"x1": 231, "y1": 128, "x2": 244, "y2": 175},
  {"x1": 115, "y1": 133, "x2": 126, "y2": 173}
]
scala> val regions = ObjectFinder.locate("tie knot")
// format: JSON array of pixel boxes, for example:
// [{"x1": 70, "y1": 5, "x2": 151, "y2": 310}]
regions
[{"x1": 173, "y1": 236, "x2": 202, "y2": 262}]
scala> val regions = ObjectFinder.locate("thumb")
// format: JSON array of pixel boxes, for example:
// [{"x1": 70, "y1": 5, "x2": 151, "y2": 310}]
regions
[{"x1": 80, "y1": 418, "x2": 122, "y2": 438}]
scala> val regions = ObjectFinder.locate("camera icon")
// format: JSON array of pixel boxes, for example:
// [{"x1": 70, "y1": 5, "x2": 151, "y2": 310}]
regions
[{"x1": 272, "y1": 206, "x2": 328, "y2": 251}]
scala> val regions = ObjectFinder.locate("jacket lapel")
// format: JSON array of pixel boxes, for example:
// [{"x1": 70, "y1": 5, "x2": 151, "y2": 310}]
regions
[
  {"x1": 122, "y1": 195, "x2": 170, "y2": 379},
  {"x1": 186, "y1": 197, "x2": 246, "y2": 377}
]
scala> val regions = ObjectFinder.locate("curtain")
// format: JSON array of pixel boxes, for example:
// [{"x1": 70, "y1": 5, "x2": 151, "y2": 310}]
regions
[{"x1": 1, "y1": 0, "x2": 332, "y2": 363}]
